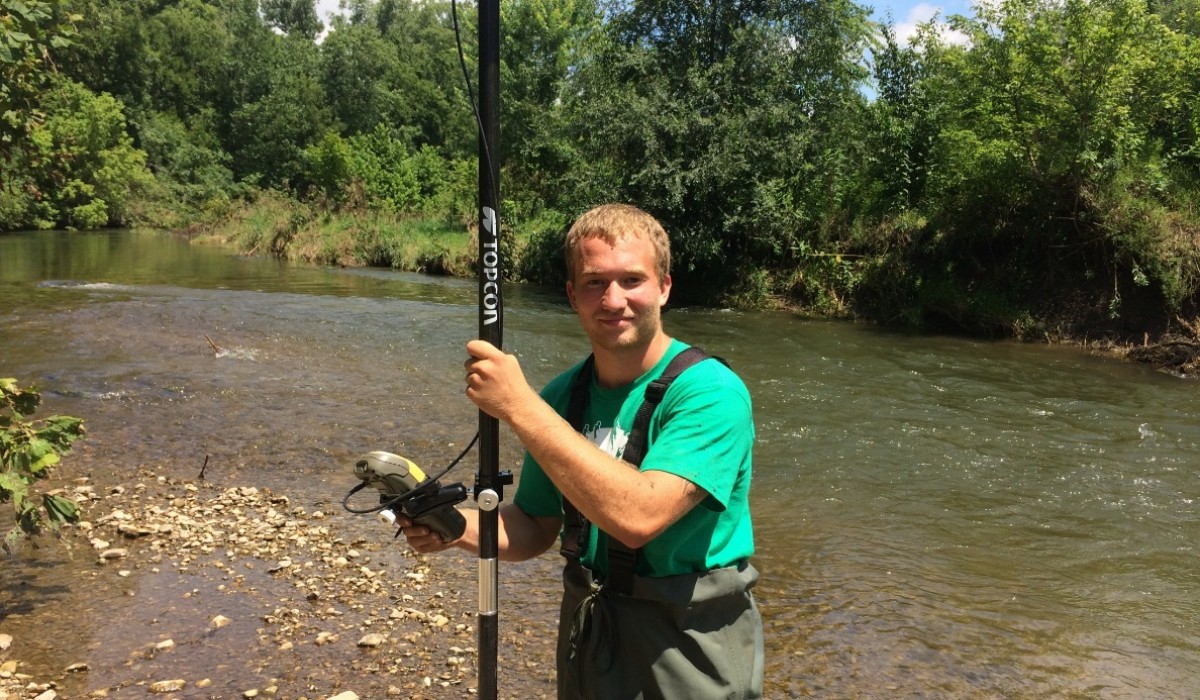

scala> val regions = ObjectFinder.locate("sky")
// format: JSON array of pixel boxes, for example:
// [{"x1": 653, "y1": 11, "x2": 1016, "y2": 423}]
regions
[{"x1": 313, "y1": 0, "x2": 976, "y2": 46}]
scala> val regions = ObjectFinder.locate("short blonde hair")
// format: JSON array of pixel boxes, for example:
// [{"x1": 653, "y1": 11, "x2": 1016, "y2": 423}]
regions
[{"x1": 565, "y1": 204, "x2": 671, "y2": 282}]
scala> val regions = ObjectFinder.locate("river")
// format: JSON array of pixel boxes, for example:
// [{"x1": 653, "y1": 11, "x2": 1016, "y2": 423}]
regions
[{"x1": 1, "y1": 229, "x2": 1197, "y2": 698}]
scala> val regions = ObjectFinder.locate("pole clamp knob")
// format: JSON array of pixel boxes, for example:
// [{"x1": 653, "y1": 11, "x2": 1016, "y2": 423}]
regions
[{"x1": 477, "y1": 489, "x2": 500, "y2": 511}]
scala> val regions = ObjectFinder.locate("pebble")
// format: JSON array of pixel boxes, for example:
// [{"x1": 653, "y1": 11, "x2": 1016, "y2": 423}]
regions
[
  {"x1": 0, "y1": 635, "x2": 11, "y2": 651},
  {"x1": 149, "y1": 679, "x2": 185, "y2": 693}
]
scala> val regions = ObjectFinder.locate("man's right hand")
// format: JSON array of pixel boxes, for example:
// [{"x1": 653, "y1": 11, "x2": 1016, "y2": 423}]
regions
[{"x1": 393, "y1": 510, "x2": 472, "y2": 554}]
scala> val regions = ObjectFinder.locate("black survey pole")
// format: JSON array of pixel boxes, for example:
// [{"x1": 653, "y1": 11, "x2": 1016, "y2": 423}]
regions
[{"x1": 475, "y1": 0, "x2": 504, "y2": 697}]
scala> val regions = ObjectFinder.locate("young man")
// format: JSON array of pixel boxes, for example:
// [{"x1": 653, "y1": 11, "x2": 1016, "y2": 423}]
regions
[{"x1": 398, "y1": 203, "x2": 763, "y2": 698}]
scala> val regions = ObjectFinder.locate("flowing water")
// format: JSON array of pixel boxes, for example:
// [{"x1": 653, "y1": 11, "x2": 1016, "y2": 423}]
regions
[{"x1": 1, "y1": 229, "x2": 1197, "y2": 698}]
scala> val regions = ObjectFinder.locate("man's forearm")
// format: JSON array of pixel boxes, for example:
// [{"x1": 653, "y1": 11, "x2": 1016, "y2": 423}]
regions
[{"x1": 452, "y1": 504, "x2": 560, "y2": 562}]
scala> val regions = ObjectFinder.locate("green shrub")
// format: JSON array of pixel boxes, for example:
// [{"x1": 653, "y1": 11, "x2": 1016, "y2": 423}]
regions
[{"x1": 0, "y1": 379, "x2": 85, "y2": 553}]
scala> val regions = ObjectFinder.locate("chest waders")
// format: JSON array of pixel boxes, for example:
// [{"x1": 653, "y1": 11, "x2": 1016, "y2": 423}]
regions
[{"x1": 556, "y1": 348, "x2": 764, "y2": 700}]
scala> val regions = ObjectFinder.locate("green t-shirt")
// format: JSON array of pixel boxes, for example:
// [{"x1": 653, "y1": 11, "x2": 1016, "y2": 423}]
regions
[{"x1": 513, "y1": 340, "x2": 756, "y2": 577}]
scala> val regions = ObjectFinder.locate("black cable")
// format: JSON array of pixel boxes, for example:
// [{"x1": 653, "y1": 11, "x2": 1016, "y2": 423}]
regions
[
  {"x1": 450, "y1": 0, "x2": 500, "y2": 230},
  {"x1": 450, "y1": 0, "x2": 503, "y2": 345},
  {"x1": 425, "y1": 431, "x2": 480, "y2": 485}
]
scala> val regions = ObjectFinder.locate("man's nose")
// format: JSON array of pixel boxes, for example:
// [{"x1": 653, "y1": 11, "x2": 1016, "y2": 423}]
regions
[{"x1": 601, "y1": 281, "x2": 625, "y2": 308}]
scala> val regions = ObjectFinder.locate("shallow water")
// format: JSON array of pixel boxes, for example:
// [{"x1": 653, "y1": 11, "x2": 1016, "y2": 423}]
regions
[{"x1": 2, "y1": 230, "x2": 1198, "y2": 698}]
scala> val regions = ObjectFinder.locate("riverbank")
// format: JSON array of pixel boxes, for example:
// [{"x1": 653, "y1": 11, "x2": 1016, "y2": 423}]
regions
[
  {"x1": 0, "y1": 470, "x2": 559, "y2": 700},
  {"x1": 1089, "y1": 333, "x2": 1200, "y2": 377},
  {"x1": 179, "y1": 201, "x2": 1200, "y2": 378},
  {"x1": 181, "y1": 194, "x2": 478, "y2": 278}
]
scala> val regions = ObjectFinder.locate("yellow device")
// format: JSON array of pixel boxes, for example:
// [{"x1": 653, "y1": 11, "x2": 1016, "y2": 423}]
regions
[{"x1": 352, "y1": 451, "x2": 467, "y2": 542}]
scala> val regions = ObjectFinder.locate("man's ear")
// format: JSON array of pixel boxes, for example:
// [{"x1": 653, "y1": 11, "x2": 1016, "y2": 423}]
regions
[
  {"x1": 658, "y1": 274, "x2": 672, "y2": 307},
  {"x1": 566, "y1": 280, "x2": 577, "y2": 309}
]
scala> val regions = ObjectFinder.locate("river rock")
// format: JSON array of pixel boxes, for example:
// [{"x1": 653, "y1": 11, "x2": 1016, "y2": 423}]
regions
[
  {"x1": 0, "y1": 634, "x2": 11, "y2": 650},
  {"x1": 149, "y1": 679, "x2": 185, "y2": 693},
  {"x1": 325, "y1": 693, "x2": 358, "y2": 700},
  {"x1": 32, "y1": 691, "x2": 56, "y2": 700},
  {"x1": 117, "y1": 523, "x2": 156, "y2": 537},
  {"x1": 356, "y1": 633, "x2": 386, "y2": 648}
]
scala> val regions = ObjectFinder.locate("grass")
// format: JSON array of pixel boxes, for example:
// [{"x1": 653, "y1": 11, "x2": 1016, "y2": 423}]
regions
[{"x1": 189, "y1": 192, "x2": 475, "y2": 276}]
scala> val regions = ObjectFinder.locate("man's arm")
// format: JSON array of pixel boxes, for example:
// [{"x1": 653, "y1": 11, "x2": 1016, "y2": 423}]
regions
[
  {"x1": 464, "y1": 340, "x2": 707, "y2": 549},
  {"x1": 397, "y1": 503, "x2": 561, "y2": 562}
]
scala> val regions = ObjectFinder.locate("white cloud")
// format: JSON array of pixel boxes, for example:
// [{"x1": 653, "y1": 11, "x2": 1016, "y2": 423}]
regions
[
  {"x1": 315, "y1": 0, "x2": 343, "y2": 22},
  {"x1": 313, "y1": 0, "x2": 344, "y2": 43},
  {"x1": 891, "y1": 3, "x2": 971, "y2": 47}
]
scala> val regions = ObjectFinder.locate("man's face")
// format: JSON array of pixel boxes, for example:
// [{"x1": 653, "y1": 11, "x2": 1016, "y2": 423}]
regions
[{"x1": 566, "y1": 233, "x2": 672, "y2": 354}]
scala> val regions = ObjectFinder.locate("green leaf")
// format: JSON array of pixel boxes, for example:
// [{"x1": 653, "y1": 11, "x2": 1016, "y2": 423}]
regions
[
  {"x1": 0, "y1": 472, "x2": 27, "y2": 500},
  {"x1": 43, "y1": 493, "x2": 79, "y2": 524},
  {"x1": 9, "y1": 2, "x2": 34, "y2": 20},
  {"x1": 29, "y1": 451, "x2": 61, "y2": 472}
]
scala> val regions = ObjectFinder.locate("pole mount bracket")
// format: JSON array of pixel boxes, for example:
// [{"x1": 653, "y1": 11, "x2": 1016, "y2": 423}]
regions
[{"x1": 473, "y1": 470, "x2": 513, "y2": 507}]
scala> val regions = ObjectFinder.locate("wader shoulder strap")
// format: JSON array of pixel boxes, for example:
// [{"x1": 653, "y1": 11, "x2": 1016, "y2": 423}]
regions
[
  {"x1": 559, "y1": 355, "x2": 595, "y2": 561},
  {"x1": 619, "y1": 346, "x2": 712, "y2": 467},
  {"x1": 560, "y1": 347, "x2": 718, "y2": 594}
]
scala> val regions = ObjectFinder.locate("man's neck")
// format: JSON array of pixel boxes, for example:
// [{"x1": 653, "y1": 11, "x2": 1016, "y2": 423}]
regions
[{"x1": 592, "y1": 333, "x2": 673, "y2": 389}]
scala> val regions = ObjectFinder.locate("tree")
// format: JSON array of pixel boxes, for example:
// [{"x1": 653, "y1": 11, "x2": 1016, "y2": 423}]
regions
[
  {"x1": 261, "y1": 0, "x2": 323, "y2": 40},
  {"x1": 1151, "y1": 0, "x2": 1200, "y2": 35},
  {"x1": 373, "y1": 0, "x2": 475, "y2": 157},
  {"x1": 1, "y1": 0, "x2": 78, "y2": 150},
  {"x1": 1, "y1": 76, "x2": 153, "y2": 230},
  {"x1": 221, "y1": 0, "x2": 331, "y2": 187},
  {"x1": 498, "y1": 0, "x2": 598, "y2": 213},
  {"x1": 853, "y1": 0, "x2": 1200, "y2": 332},
  {"x1": 858, "y1": 21, "x2": 941, "y2": 217},
  {"x1": 558, "y1": 0, "x2": 873, "y2": 301},
  {"x1": 319, "y1": 19, "x2": 408, "y2": 136}
]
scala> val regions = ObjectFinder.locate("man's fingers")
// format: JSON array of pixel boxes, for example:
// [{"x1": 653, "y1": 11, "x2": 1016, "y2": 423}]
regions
[{"x1": 466, "y1": 339, "x2": 500, "y2": 359}]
